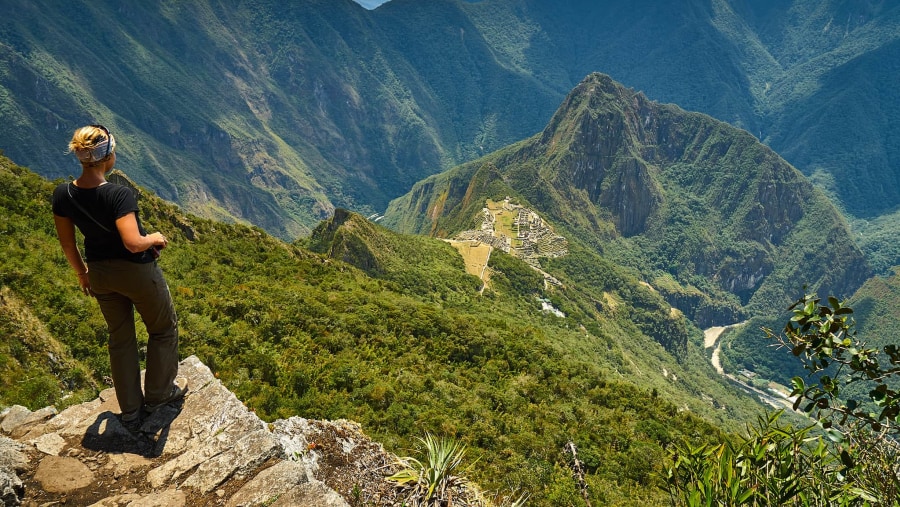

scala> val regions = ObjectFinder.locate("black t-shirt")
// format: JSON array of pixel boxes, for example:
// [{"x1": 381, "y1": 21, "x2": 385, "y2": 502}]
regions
[{"x1": 52, "y1": 182, "x2": 155, "y2": 263}]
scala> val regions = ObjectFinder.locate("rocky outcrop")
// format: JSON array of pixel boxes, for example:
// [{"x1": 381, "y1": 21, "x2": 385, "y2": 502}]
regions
[
  {"x1": 0, "y1": 356, "x2": 401, "y2": 506},
  {"x1": 0, "y1": 436, "x2": 26, "y2": 505},
  {"x1": 308, "y1": 208, "x2": 384, "y2": 275}
]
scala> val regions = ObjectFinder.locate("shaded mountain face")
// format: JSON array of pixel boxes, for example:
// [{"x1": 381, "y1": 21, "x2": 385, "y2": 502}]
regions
[
  {"x1": 385, "y1": 74, "x2": 871, "y2": 326},
  {"x1": 0, "y1": 0, "x2": 446, "y2": 238},
  {"x1": 0, "y1": 0, "x2": 563, "y2": 240},
  {"x1": 0, "y1": 0, "x2": 897, "y2": 240}
]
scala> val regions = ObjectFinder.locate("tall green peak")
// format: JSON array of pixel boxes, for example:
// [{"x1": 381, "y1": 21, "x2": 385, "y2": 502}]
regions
[{"x1": 385, "y1": 73, "x2": 871, "y2": 327}]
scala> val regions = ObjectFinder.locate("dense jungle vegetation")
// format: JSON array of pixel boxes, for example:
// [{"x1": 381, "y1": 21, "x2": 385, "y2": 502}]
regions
[
  {"x1": 2, "y1": 2, "x2": 899, "y2": 504},
  {"x1": 0, "y1": 155, "x2": 770, "y2": 504}
]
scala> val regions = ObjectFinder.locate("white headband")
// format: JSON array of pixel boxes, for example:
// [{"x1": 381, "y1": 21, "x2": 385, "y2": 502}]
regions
[{"x1": 74, "y1": 134, "x2": 116, "y2": 163}]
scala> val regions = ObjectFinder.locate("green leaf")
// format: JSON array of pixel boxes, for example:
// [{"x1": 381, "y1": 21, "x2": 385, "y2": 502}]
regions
[
  {"x1": 823, "y1": 427, "x2": 844, "y2": 443},
  {"x1": 803, "y1": 300, "x2": 816, "y2": 315},
  {"x1": 839, "y1": 450, "x2": 854, "y2": 468}
]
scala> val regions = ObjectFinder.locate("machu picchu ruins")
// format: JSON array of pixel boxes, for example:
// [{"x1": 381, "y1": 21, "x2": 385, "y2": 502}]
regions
[{"x1": 453, "y1": 197, "x2": 567, "y2": 288}]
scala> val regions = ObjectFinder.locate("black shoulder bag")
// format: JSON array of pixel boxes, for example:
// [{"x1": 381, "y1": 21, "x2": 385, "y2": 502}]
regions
[{"x1": 66, "y1": 183, "x2": 112, "y2": 233}]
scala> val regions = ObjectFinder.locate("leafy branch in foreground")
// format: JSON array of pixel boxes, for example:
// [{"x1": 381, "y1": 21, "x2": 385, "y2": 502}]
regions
[
  {"x1": 663, "y1": 411, "x2": 881, "y2": 506},
  {"x1": 664, "y1": 295, "x2": 900, "y2": 505},
  {"x1": 767, "y1": 294, "x2": 900, "y2": 435}
]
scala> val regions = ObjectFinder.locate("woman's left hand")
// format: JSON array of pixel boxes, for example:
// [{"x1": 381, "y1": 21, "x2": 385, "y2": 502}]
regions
[{"x1": 77, "y1": 272, "x2": 92, "y2": 296}]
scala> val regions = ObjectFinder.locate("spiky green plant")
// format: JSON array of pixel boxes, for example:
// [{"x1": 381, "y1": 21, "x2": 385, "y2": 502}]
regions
[{"x1": 388, "y1": 433, "x2": 474, "y2": 506}]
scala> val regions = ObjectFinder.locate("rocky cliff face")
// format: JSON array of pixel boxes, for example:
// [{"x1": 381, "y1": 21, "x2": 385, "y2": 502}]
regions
[
  {"x1": 542, "y1": 84, "x2": 664, "y2": 237},
  {"x1": 0, "y1": 356, "x2": 402, "y2": 506},
  {"x1": 540, "y1": 74, "x2": 807, "y2": 246}
]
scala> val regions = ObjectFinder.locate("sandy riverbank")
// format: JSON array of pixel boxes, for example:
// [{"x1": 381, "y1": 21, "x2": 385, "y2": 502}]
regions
[{"x1": 703, "y1": 325, "x2": 731, "y2": 374}]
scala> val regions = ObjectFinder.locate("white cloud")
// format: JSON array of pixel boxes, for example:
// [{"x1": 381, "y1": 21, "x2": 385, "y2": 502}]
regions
[{"x1": 354, "y1": 0, "x2": 390, "y2": 9}]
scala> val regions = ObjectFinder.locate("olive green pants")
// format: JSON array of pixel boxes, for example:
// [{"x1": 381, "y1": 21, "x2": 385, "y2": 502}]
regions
[{"x1": 88, "y1": 259, "x2": 179, "y2": 415}]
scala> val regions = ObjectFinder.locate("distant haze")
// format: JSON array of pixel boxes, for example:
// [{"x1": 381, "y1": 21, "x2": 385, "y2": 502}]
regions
[
  {"x1": 354, "y1": 0, "x2": 390, "y2": 9},
  {"x1": 355, "y1": 1, "x2": 480, "y2": 10}
]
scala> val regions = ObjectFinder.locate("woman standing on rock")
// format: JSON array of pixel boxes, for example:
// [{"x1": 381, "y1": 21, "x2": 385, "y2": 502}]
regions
[{"x1": 51, "y1": 124, "x2": 187, "y2": 430}]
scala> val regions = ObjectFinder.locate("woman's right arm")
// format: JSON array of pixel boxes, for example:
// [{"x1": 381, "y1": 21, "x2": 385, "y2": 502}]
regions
[
  {"x1": 115, "y1": 212, "x2": 168, "y2": 253},
  {"x1": 54, "y1": 214, "x2": 91, "y2": 294}
]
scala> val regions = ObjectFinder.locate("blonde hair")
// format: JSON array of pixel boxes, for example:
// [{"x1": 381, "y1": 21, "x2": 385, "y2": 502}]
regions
[{"x1": 69, "y1": 125, "x2": 116, "y2": 165}]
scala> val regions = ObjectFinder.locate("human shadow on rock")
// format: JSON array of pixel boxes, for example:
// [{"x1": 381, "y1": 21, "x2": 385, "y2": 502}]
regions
[{"x1": 81, "y1": 399, "x2": 184, "y2": 458}]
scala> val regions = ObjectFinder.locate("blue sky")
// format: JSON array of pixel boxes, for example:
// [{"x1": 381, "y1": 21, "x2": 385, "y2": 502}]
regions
[{"x1": 354, "y1": 0, "x2": 390, "y2": 9}]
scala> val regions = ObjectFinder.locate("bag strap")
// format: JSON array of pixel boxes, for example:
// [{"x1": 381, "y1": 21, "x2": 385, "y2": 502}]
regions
[{"x1": 66, "y1": 183, "x2": 112, "y2": 233}]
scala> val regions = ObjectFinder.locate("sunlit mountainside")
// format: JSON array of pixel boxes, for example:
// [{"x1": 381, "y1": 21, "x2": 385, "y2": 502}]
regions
[
  {"x1": 2, "y1": 1, "x2": 900, "y2": 504},
  {"x1": 3, "y1": 154, "x2": 773, "y2": 504}
]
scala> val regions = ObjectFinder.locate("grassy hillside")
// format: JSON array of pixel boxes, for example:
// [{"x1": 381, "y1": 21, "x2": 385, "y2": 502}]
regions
[{"x1": 0, "y1": 154, "x2": 774, "y2": 505}]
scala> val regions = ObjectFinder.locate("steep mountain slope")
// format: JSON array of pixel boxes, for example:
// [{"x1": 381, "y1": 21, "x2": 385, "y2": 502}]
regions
[
  {"x1": 384, "y1": 73, "x2": 870, "y2": 328},
  {"x1": 854, "y1": 208, "x2": 900, "y2": 275},
  {"x1": 0, "y1": 0, "x2": 563, "y2": 240},
  {"x1": 1, "y1": 154, "x2": 768, "y2": 505},
  {"x1": 0, "y1": 0, "x2": 444, "y2": 237},
  {"x1": 381, "y1": 0, "x2": 900, "y2": 219},
  {"x1": 764, "y1": 34, "x2": 900, "y2": 218},
  {"x1": 849, "y1": 269, "x2": 900, "y2": 370},
  {"x1": 1, "y1": 0, "x2": 898, "y2": 250}
]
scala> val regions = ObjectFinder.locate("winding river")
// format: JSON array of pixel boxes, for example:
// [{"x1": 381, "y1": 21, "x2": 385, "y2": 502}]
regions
[{"x1": 702, "y1": 322, "x2": 794, "y2": 410}]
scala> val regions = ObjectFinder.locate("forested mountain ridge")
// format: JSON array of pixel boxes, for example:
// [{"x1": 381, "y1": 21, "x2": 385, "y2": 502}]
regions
[
  {"x1": 384, "y1": 73, "x2": 871, "y2": 329},
  {"x1": 1, "y1": 0, "x2": 898, "y2": 253},
  {"x1": 1, "y1": 154, "x2": 772, "y2": 505},
  {"x1": 0, "y1": 0, "x2": 565, "y2": 239}
]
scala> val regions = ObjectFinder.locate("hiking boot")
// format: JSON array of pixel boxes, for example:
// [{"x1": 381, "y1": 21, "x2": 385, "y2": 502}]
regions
[
  {"x1": 120, "y1": 408, "x2": 143, "y2": 433},
  {"x1": 144, "y1": 377, "x2": 188, "y2": 413}
]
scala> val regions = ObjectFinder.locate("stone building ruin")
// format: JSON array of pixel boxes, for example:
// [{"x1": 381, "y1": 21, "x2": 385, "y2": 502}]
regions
[{"x1": 454, "y1": 198, "x2": 567, "y2": 287}]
